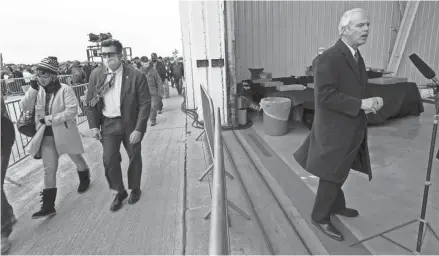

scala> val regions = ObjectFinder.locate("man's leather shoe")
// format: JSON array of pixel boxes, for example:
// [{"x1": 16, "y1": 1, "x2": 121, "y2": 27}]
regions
[
  {"x1": 110, "y1": 190, "x2": 128, "y2": 212},
  {"x1": 128, "y1": 188, "x2": 141, "y2": 204},
  {"x1": 332, "y1": 208, "x2": 359, "y2": 218},
  {"x1": 312, "y1": 220, "x2": 344, "y2": 241}
]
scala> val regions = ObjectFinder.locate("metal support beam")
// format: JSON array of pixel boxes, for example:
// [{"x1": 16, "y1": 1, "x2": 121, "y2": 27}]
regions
[
  {"x1": 224, "y1": 0, "x2": 238, "y2": 128},
  {"x1": 398, "y1": 1, "x2": 407, "y2": 19},
  {"x1": 387, "y1": 0, "x2": 420, "y2": 75}
]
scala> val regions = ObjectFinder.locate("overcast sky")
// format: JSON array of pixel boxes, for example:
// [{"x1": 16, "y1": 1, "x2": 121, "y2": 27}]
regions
[{"x1": 0, "y1": 0, "x2": 183, "y2": 64}]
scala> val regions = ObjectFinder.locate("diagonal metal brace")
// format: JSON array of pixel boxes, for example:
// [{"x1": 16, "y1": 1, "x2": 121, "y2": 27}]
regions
[
  {"x1": 198, "y1": 164, "x2": 234, "y2": 181},
  {"x1": 204, "y1": 199, "x2": 251, "y2": 222}
]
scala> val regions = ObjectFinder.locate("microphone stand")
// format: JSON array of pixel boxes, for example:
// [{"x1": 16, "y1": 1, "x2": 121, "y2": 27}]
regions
[{"x1": 350, "y1": 77, "x2": 439, "y2": 254}]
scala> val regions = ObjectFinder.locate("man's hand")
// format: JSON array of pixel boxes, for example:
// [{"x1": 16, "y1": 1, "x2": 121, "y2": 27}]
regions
[
  {"x1": 91, "y1": 128, "x2": 102, "y2": 140},
  {"x1": 373, "y1": 97, "x2": 384, "y2": 111},
  {"x1": 129, "y1": 131, "x2": 142, "y2": 144},
  {"x1": 361, "y1": 97, "x2": 384, "y2": 114},
  {"x1": 152, "y1": 95, "x2": 160, "y2": 105}
]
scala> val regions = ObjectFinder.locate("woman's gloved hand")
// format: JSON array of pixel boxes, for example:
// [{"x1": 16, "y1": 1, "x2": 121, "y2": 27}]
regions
[
  {"x1": 39, "y1": 118, "x2": 45, "y2": 124},
  {"x1": 30, "y1": 78, "x2": 39, "y2": 90}
]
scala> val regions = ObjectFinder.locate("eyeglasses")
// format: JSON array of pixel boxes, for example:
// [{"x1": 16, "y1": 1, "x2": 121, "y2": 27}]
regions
[
  {"x1": 100, "y1": 52, "x2": 120, "y2": 58},
  {"x1": 36, "y1": 70, "x2": 52, "y2": 78}
]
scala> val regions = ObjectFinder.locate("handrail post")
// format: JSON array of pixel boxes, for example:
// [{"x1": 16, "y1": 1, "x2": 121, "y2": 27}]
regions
[{"x1": 208, "y1": 107, "x2": 230, "y2": 255}]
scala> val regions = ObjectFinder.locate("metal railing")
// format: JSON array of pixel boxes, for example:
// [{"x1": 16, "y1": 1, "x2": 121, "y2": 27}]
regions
[
  {"x1": 208, "y1": 107, "x2": 230, "y2": 255},
  {"x1": 4, "y1": 83, "x2": 88, "y2": 168},
  {"x1": 198, "y1": 84, "x2": 234, "y2": 181},
  {"x1": 197, "y1": 84, "x2": 250, "y2": 255},
  {"x1": 71, "y1": 83, "x2": 88, "y2": 125},
  {"x1": 1, "y1": 75, "x2": 73, "y2": 97}
]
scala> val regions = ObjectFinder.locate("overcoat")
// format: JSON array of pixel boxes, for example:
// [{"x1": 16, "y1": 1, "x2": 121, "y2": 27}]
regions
[
  {"x1": 293, "y1": 39, "x2": 372, "y2": 183},
  {"x1": 21, "y1": 83, "x2": 85, "y2": 156}
]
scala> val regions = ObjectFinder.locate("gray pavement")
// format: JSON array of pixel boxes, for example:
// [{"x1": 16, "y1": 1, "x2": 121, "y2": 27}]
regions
[
  {"x1": 5, "y1": 89, "x2": 186, "y2": 255},
  {"x1": 249, "y1": 103, "x2": 439, "y2": 255}
]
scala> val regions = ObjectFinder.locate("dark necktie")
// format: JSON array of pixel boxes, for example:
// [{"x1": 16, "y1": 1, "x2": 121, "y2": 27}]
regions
[
  {"x1": 354, "y1": 51, "x2": 359, "y2": 64},
  {"x1": 88, "y1": 73, "x2": 116, "y2": 107}
]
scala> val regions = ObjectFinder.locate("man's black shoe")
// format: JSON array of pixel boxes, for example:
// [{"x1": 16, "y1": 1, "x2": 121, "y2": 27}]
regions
[
  {"x1": 332, "y1": 208, "x2": 359, "y2": 218},
  {"x1": 128, "y1": 188, "x2": 141, "y2": 204},
  {"x1": 110, "y1": 190, "x2": 128, "y2": 212},
  {"x1": 312, "y1": 220, "x2": 344, "y2": 241}
]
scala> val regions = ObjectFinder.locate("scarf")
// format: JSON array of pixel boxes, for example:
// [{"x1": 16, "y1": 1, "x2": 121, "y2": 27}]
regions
[{"x1": 43, "y1": 79, "x2": 61, "y2": 115}]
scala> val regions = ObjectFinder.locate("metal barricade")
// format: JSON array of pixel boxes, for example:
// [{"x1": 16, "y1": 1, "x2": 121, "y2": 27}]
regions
[
  {"x1": 208, "y1": 107, "x2": 230, "y2": 255},
  {"x1": 4, "y1": 98, "x2": 32, "y2": 168},
  {"x1": 71, "y1": 83, "x2": 88, "y2": 125},
  {"x1": 1, "y1": 75, "x2": 73, "y2": 97},
  {"x1": 198, "y1": 84, "x2": 234, "y2": 181},
  {"x1": 1, "y1": 77, "x2": 31, "y2": 96},
  {"x1": 4, "y1": 82, "x2": 88, "y2": 168},
  {"x1": 58, "y1": 75, "x2": 73, "y2": 86},
  {"x1": 199, "y1": 86, "x2": 250, "y2": 255}
]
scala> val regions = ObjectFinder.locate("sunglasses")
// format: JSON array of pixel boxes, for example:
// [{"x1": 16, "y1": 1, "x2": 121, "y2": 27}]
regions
[
  {"x1": 36, "y1": 70, "x2": 52, "y2": 78},
  {"x1": 100, "y1": 52, "x2": 120, "y2": 58}
]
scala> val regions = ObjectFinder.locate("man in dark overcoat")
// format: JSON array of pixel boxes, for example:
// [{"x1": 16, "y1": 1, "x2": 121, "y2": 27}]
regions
[{"x1": 294, "y1": 8, "x2": 384, "y2": 241}]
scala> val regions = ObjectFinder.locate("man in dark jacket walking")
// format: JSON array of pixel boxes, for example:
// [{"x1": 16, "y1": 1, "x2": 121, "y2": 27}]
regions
[
  {"x1": 171, "y1": 58, "x2": 184, "y2": 95},
  {"x1": 85, "y1": 39, "x2": 151, "y2": 212},
  {"x1": 293, "y1": 8, "x2": 383, "y2": 241},
  {"x1": 140, "y1": 58, "x2": 164, "y2": 126}
]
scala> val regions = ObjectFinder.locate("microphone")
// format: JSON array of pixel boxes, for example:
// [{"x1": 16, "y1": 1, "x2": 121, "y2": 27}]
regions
[
  {"x1": 410, "y1": 53, "x2": 439, "y2": 160},
  {"x1": 409, "y1": 54, "x2": 439, "y2": 85}
]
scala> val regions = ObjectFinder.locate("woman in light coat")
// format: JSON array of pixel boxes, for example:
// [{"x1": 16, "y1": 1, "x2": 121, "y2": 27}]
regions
[{"x1": 20, "y1": 57, "x2": 91, "y2": 219}]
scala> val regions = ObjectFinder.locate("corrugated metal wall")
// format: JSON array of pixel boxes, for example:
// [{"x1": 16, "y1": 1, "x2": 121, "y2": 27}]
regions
[
  {"x1": 397, "y1": 1, "x2": 439, "y2": 85},
  {"x1": 233, "y1": 1, "x2": 399, "y2": 82}
]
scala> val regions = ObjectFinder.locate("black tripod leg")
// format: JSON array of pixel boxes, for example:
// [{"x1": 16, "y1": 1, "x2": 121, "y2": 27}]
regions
[
  {"x1": 416, "y1": 111, "x2": 438, "y2": 253},
  {"x1": 350, "y1": 219, "x2": 417, "y2": 247},
  {"x1": 427, "y1": 223, "x2": 439, "y2": 241},
  {"x1": 381, "y1": 235, "x2": 413, "y2": 254}
]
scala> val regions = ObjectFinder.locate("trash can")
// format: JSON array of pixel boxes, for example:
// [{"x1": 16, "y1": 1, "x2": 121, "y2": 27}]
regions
[
  {"x1": 260, "y1": 97, "x2": 291, "y2": 136},
  {"x1": 237, "y1": 96, "x2": 248, "y2": 125}
]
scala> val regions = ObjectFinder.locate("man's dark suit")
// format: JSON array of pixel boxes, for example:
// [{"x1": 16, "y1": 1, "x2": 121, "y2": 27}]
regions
[
  {"x1": 85, "y1": 64, "x2": 151, "y2": 191},
  {"x1": 294, "y1": 39, "x2": 372, "y2": 223}
]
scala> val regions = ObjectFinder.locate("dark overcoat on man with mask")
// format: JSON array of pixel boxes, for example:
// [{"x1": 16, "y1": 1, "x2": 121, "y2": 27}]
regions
[{"x1": 294, "y1": 39, "x2": 372, "y2": 183}]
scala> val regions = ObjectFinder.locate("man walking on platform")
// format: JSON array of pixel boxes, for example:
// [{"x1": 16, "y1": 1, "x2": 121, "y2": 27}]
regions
[
  {"x1": 140, "y1": 57, "x2": 164, "y2": 126},
  {"x1": 294, "y1": 8, "x2": 383, "y2": 241},
  {"x1": 85, "y1": 39, "x2": 151, "y2": 212}
]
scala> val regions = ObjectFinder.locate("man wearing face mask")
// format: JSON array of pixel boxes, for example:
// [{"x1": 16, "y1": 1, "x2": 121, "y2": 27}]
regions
[
  {"x1": 150, "y1": 53, "x2": 167, "y2": 85},
  {"x1": 140, "y1": 56, "x2": 164, "y2": 126},
  {"x1": 85, "y1": 39, "x2": 151, "y2": 212},
  {"x1": 294, "y1": 8, "x2": 383, "y2": 241},
  {"x1": 171, "y1": 57, "x2": 185, "y2": 95}
]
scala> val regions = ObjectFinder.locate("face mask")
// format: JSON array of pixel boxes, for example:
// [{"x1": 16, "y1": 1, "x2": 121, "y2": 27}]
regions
[
  {"x1": 37, "y1": 76, "x2": 52, "y2": 87},
  {"x1": 103, "y1": 57, "x2": 121, "y2": 71}
]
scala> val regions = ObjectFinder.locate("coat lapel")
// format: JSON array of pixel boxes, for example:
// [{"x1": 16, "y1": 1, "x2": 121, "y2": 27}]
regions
[
  {"x1": 96, "y1": 67, "x2": 107, "y2": 89},
  {"x1": 357, "y1": 52, "x2": 368, "y2": 86},
  {"x1": 120, "y1": 65, "x2": 129, "y2": 106},
  {"x1": 336, "y1": 39, "x2": 362, "y2": 84}
]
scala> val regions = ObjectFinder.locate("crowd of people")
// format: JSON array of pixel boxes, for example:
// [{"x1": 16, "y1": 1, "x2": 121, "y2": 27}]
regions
[
  {"x1": 1, "y1": 39, "x2": 185, "y2": 254},
  {"x1": 2, "y1": 55, "x2": 185, "y2": 88}
]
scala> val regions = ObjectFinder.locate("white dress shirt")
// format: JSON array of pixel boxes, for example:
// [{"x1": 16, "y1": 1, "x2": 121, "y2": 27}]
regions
[
  {"x1": 342, "y1": 39, "x2": 358, "y2": 58},
  {"x1": 102, "y1": 64, "x2": 123, "y2": 118}
]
